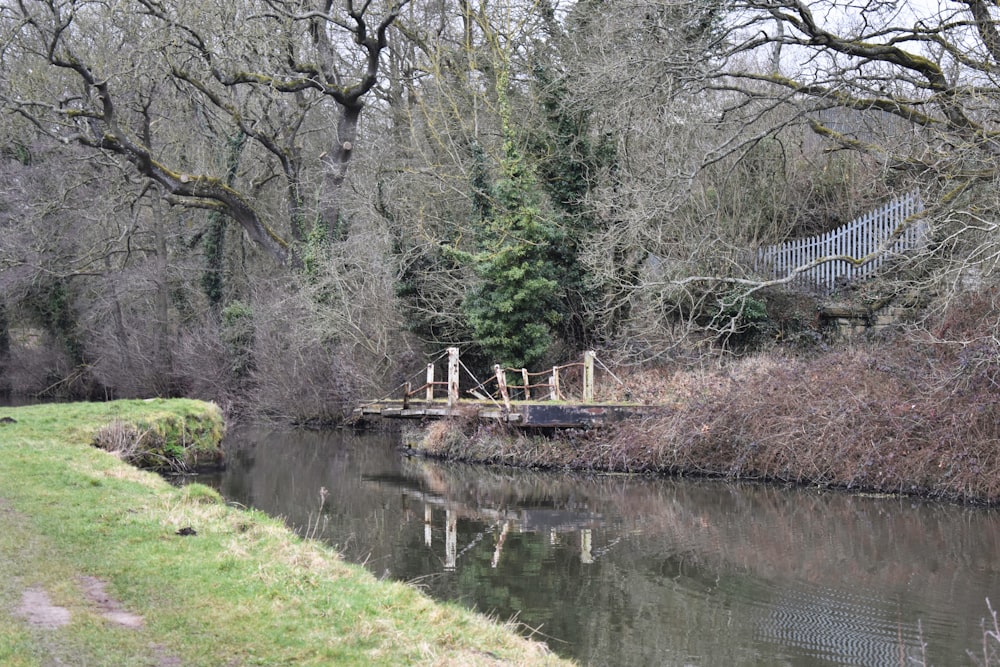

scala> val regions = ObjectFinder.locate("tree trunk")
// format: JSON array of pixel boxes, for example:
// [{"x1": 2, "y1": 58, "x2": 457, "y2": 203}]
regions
[
  {"x1": 203, "y1": 133, "x2": 247, "y2": 308},
  {"x1": 151, "y1": 190, "x2": 174, "y2": 393},
  {"x1": 320, "y1": 103, "x2": 363, "y2": 241},
  {"x1": 0, "y1": 302, "x2": 10, "y2": 399}
]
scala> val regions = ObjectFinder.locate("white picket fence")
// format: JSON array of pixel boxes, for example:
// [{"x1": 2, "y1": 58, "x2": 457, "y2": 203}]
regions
[{"x1": 755, "y1": 191, "x2": 927, "y2": 293}]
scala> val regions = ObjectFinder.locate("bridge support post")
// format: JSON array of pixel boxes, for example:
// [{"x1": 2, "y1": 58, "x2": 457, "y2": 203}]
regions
[
  {"x1": 426, "y1": 363, "x2": 435, "y2": 401},
  {"x1": 583, "y1": 350, "x2": 596, "y2": 402},
  {"x1": 447, "y1": 347, "x2": 460, "y2": 407},
  {"x1": 495, "y1": 365, "x2": 511, "y2": 412}
]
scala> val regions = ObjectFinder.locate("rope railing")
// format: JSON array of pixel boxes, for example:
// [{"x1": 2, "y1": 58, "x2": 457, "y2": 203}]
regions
[
  {"x1": 357, "y1": 348, "x2": 456, "y2": 410},
  {"x1": 398, "y1": 349, "x2": 605, "y2": 410},
  {"x1": 494, "y1": 366, "x2": 573, "y2": 401}
]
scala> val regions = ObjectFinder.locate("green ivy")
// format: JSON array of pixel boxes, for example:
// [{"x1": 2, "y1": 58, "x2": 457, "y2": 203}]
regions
[
  {"x1": 202, "y1": 132, "x2": 246, "y2": 308},
  {"x1": 526, "y1": 57, "x2": 622, "y2": 348},
  {"x1": 715, "y1": 289, "x2": 770, "y2": 345},
  {"x1": 461, "y1": 70, "x2": 563, "y2": 369},
  {"x1": 302, "y1": 217, "x2": 329, "y2": 278}
]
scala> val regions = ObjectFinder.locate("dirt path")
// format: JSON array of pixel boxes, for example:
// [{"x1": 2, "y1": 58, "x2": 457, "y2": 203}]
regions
[
  {"x1": 15, "y1": 588, "x2": 72, "y2": 629},
  {"x1": 1, "y1": 495, "x2": 182, "y2": 666},
  {"x1": 15, "y1": 576, "x2": 145, "y2": 631}
]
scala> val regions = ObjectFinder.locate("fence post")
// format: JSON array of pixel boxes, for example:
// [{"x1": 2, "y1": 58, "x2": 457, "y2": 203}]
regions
[
  {"x1": 447, "y1": 347, "x2": 460, "y2": 407},
  {"x1": 426, "y1": 363, "x2": 435, "y2": 401},
  {"x1": 521, "y1": 368, "x2": 530, "y2": 400},
  {"x1": 551, "y1": 367, "x2": 561, "y2": 401},
  {"x1": 583, "y1": 351, "x2": 596, "y2": 402},
  {"x1": 424, "y1": 505, "x2": 433, "y2": 548},
  {"x1": 494, "y1": 365, "x2": 511, "y2": 412}
]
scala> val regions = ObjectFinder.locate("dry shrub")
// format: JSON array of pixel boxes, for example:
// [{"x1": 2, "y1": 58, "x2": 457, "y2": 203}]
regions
[
  {"x1": 924, "y1": 288, "x2": 1000, "y2": 395},
  {"x1": 171, "y1": 290, "x2": 377, "y2": 424},
  {"x1": 246, "y1": 292, "x2": 364, "y2": 425},
  {"x1": 421, "y1": 418, "x2": 474, "y2": 455},
  {"x1": 92, "y1": 413, "x2": 223, "y2": 473},
  {"x1": 92, "y1": 419, "x2": 144, "y2": 456},
  {"x1": 172, "y1": 318, "x2": 237, "y2": 405},
  {"x1": 92, "y1": 419, "x2": 167, "y2": 469},
  {"x1": 413, "y1": 294, "x2": 1000, "y2": 504},
  {"x1": 616, "y1": 334, "x2": 1000, "y2": 502},
  {"x1": 2, "y1": 335, "x2": 73, "y2": 397},
  {"x1": 416, "y1": 417, "x2": 584, "y2": 469}
]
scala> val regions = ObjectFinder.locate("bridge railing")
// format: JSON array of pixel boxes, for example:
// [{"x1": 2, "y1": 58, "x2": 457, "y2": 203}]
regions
[
  {"x1": 755, "y1": 190, "x2": 927, "y2": 293},
  {"x1": 402, "y1": 349, "x2": 601, "y2": 411}
]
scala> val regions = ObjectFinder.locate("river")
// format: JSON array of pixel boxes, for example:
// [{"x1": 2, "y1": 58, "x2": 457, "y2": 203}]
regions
[{"x1": 195, "y1": 426, "x2": 1000, "y2": 666}]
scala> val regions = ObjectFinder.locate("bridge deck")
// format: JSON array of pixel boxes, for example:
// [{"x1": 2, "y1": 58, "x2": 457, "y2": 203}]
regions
[{"x1": 354, "y1": 399, "x2": 665, "y2": 428}]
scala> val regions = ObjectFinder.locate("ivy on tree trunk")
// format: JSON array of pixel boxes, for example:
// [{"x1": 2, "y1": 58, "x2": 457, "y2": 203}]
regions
[{"x1": 462, "y1": 69, "x2": 563, "y2": 369}]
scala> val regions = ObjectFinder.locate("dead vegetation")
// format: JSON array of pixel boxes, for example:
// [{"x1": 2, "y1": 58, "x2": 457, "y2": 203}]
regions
[
  {"x1": 416, "y1": 291, "x2": 1000, "y2": 505},
  {"x1": 91, "y1": 406, "x2": 225, "y2": 473}
]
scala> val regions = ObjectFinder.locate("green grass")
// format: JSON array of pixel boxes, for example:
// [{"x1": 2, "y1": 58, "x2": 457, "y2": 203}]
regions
[{"x1": 0, "y1": 400, "x2": 571, "y2": 666}]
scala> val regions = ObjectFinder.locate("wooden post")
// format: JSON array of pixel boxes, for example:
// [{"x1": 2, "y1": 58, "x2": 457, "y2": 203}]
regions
[
  {"x1": 521, "y1": 368, "x2": 530, "y2": 400},
  {"x1": 495, "y1": 365, "x2": 511, "y2": 412},
  {"x1": 491, "y1": 521, "x2": 511, "y2": 569},
  {"x1": 426, "y1": 363, "x2": 435, "y2": 401},
  {"x1": 403, "y1": 382, "x2": 411, "y2": 410},
  {"x1": 583, "y1": 350, "x2": 596, "y2": 403},
  {"x1": 551, "y1": 367, "x2": 561, "y2": 401},
  {"x1": 447, "y1": 347, "x2": 460, "y2": 407}
]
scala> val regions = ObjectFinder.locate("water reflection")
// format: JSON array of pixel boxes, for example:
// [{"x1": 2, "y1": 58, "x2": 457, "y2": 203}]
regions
[{"x1": 200, "y1": 427, "x2": 1000, "y2": 666}]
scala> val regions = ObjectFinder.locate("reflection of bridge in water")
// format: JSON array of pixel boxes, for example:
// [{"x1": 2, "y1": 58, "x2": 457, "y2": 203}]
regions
[
  {"x1": 366, "y1": 467, "x2": 602, "y2": 570},
  {"x1": 214, "y1": 428, "x2": 1000, "y2": 665},
  {"x1": 430, "y1": 505, "x2": 602, "y2": 570},
  {"x1": 364, "y1": 454, "x2": 1000, "y2": 664},
  {"x1": 372, "y1": 455, "x2": 1000, "y2": 598}
]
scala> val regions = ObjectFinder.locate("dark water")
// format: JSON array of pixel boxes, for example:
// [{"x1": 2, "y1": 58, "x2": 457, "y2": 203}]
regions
[{"x1": 196, "y1": 426, "x2": 1000, "y2": 666}]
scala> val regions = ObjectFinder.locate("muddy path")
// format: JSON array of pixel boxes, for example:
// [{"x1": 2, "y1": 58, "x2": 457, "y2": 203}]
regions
[{"x1": 0, "y1": 495, "x2": 183, "y2": 666}]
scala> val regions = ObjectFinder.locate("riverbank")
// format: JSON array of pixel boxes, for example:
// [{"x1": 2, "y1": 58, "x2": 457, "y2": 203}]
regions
[
  {"x1": 0, "y1": 400, "x2": 570, "y2": 666},
  {"x1": 411, "y1": 300, "x2": 1000, "y2": 505}
]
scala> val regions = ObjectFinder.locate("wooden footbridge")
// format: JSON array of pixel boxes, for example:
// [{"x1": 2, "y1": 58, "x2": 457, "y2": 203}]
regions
[{"x1": 354, "y1": 348, "x2": 661, "y2": 428}]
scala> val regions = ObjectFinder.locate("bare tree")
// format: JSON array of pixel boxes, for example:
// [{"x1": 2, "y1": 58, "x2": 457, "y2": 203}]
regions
[
  {"x1": 714, "y1": 1, "x2": 1000, "y2": 272},
  {"x1": 2, "y1": 0, "x2": 409, "y2": 263},
  {"x1": 0, "y1": 0, "x2": 418, "y2": 402},
  {"x1": 524, "y1": 0, "x2": 1000, "y2": 357}
]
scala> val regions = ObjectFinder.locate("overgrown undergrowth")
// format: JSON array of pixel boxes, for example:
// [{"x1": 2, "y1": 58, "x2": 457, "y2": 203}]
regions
[
  {"x1": 416, "y1": 292, "x2": 1000, "y2": 505},
  {"x1": 90, "y1": 399, "x2": 226, "y2": 471}
]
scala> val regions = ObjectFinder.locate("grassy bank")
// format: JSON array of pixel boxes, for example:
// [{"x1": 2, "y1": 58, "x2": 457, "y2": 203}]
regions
[{"x1": 0, "y1": 400, "x2": 569, "y2": 666}]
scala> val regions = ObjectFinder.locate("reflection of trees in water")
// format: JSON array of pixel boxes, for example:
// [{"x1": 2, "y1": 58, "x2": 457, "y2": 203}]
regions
[
  {"x1": 405, "y1": 455, "x2": 1000, "y2": 663},
  {"x1": 214, "y1": 427, "x2": 409, "y2": 555},
  {"x1": 403, "y1": 456, "x2": 1000, "y2": 595},
  {"x1": 416, "y1": 457, "x2": 1000, "y2": 663},
  {"x1": 216, "y1": 428, "x2": 1000, "y2": 666}
]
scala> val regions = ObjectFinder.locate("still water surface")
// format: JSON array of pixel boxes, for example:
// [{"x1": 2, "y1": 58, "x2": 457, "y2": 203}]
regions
[{"x1": 200, "y1": 427, "x2": 1000, "y2": 666}]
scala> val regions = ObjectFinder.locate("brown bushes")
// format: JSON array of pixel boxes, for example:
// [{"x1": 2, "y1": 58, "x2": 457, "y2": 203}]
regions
[
  {"x1": 91, "y1": 408, "x2": 225, "y2": 473},
  {"x1": 414, "y1": 293, "x2": 1000, "y2": 504},
  {"x1": 612, "y1": 339, "x2": 1000, "y2": 502}
]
